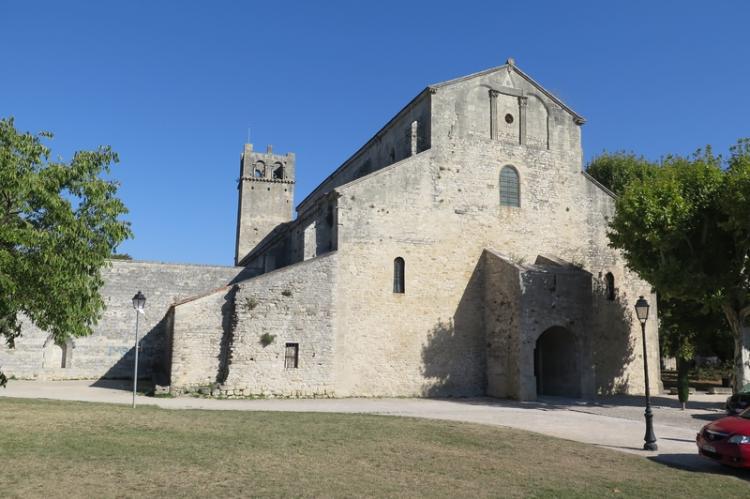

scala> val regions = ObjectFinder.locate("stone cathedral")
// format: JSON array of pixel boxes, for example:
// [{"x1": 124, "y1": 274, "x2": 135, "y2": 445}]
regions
[{"x1": 0, "y1": 60, "x2": 660, "y2": 400}]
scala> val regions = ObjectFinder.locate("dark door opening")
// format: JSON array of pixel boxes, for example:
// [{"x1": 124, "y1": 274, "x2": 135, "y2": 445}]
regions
[{"x1": 535, "y1": 326, "x2": 580, "y2": 397}]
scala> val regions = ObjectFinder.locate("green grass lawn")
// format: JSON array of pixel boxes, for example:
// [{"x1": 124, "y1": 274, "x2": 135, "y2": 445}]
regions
[{"x1": 0, "y1": 398, "x2": 747, "y2": 498}]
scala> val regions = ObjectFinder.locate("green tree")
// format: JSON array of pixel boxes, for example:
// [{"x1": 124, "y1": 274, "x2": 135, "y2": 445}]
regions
[
  {"x1": 0, "y1": 117, "x2": 131, "y2": 385},
  {"x1": 585, "y1": 152, "x2": 657, "y2": 195},
  {"x1": 658, "y1": 297, "x2": 728, "y2": 407},
  {"x1": 587, "y1": 152, "x2": 731, "y2": 394},
  {"x1": 606, "y1": 141, "x2": 750, "y2": 391},
  {"x1": 586, "y1": 151, "x2": 659, "y2": 196}
]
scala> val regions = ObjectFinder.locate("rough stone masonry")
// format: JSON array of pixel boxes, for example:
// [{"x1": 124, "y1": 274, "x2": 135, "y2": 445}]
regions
[{"x1": 0, "y1": 59, "x2": 661, "y2": 400}]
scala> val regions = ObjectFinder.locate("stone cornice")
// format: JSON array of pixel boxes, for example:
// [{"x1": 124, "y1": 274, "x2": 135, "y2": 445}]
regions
[{"x1": 239, "y1": 177, "x2": 295, "y2": 184}]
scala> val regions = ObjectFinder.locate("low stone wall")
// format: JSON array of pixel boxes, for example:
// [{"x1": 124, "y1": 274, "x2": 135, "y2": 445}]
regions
[{"x1": 0, "y1": 260, "x2": 247, "y2": 381}]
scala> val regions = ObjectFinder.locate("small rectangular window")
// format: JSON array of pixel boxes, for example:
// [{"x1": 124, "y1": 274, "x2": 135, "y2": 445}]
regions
[
  {"x1": 393, "y1": 257, "x2": 405, "y2": 294},
  {"x1": 284, "y1": 343, "x2": 299, "y2": 369}
]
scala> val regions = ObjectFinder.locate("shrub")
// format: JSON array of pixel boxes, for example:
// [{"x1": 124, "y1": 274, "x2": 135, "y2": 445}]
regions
[{"x1": 260, "y1": 332, "x2": 276, "y2": 347}]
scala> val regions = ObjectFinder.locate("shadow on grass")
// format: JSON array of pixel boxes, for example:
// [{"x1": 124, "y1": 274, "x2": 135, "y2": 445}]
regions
[{"x1": 648, "y1": 453, "x2": 750, "y2": 481}]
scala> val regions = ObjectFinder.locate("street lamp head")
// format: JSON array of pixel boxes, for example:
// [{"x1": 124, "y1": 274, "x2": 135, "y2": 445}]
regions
[
  {"x1": 132, "y1": 291, "x2": 146, "y2": 312},
  {"x1": 634, "y1": 295, "x2": 649, "y2": 323}
]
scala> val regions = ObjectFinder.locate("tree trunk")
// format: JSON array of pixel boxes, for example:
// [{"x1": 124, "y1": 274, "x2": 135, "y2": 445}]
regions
[
  {"x1": 722, "y1": 304, "x2": 750, "y2": 393},
  {"x1": 677, "y1": 356, "x2": 690, "y2": 409}
]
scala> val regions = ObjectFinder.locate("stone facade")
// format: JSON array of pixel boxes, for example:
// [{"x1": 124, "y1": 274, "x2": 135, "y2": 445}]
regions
[
  {"x1": 0, "y1": 260, "x2": 248, "y2": 381},
  {"x1": 2, "y1": 60, "x2": 661, "y2": 401}
]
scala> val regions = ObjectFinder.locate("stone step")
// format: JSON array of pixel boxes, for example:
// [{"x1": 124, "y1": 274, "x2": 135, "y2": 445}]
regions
[
  {"x1": 707, "y1": 387, "x2": 733, "y2": 395},
  {"x1": 668, "y1": 387, "x2": 696, "y2": 395}
]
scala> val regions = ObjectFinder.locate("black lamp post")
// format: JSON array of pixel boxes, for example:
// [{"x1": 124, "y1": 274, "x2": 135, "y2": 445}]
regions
[
  {"x1": 131, "y1": 291, "x2": 146, "y2": 408},
  {"x1": 635, "y1": 295, "x2": 657, "y2": 451}
]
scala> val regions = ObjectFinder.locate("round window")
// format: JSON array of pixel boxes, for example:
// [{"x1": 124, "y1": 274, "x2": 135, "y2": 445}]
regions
[{"x1": 505, "y1": 113, "x2": 514, "y2": 124}]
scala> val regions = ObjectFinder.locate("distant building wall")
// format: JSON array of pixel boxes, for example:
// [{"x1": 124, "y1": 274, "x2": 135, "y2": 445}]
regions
[{"x1": 0, "y1": 260, "x2": 247, "y2": 381}]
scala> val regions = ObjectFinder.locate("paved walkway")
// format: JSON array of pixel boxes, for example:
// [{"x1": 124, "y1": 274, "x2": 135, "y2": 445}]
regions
[{"x1": 2, "y1": 380, "x2": 748, "y2": 479}]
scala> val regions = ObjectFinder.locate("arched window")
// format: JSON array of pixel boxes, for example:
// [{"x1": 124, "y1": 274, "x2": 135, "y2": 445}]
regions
[
  {"x1": 393, "y1": 257, "x2": 405, "y2": 294},
  {"x1": 499, "y1": 165, "x2": 520, "y2": 207},
  {"x1": 273, "y1": 163, "x2": 284, "y2": 179},
  {"x1": 254, "y1": 161, "x2": 265, "y2": 178},
  {"x1": 605, "y1": 272, "x2": 615, "y2": 301}
]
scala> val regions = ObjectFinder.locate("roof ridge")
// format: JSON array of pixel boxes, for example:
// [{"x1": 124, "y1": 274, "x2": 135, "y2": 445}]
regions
[{"x1": 430, "y1": 61, "x2": 585, "y2": 123}]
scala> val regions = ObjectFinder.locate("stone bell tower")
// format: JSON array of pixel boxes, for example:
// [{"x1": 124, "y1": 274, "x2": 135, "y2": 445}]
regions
[{"x1": 234, "y1": 144, "x2": 295, "y2": 265}]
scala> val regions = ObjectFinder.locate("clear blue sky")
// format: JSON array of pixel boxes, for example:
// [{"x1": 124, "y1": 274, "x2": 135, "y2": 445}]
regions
[{"x1": 2, "y1": 1, "x2": 748, "y2": 266}]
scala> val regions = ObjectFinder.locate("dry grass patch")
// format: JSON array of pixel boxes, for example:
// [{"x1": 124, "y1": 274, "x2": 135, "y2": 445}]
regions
[{"x1": 0, "y1": 397, "x2": 748, "y2": 498}]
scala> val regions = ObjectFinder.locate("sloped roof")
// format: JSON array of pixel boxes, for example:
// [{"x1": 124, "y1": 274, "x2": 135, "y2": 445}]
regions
[{"x1": 429, "y1": 61, "x2": 585, "y2": 124}]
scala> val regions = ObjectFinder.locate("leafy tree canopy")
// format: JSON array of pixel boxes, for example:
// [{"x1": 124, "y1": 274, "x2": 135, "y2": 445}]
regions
[
  {"x1": 0, "y1": 117, "x2": 131, "y2": 385},
  {"x1": 593, "y1": 140, "x2": 750, "y2": 389},
  {"x1": 586, "y1": 151, "x2": 658, "y2": 195},
  {"x1": 110, "y1": 253, "x2": 133, "y2": 260}
]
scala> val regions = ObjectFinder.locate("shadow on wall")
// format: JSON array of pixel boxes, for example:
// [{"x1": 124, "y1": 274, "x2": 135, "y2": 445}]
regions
[
  {"x1": 216, "y1": 286, "x2": 238, "y2": 384},
  {"x1": 91, "y1": 311, "x2": 172, "y2": 390},
  {"x1": 228, "y1": 265, "x2": 265, "y2": 285},
  {"x1": 592, "y1": 277, "x2": 635, "y2": 395},
  {"x1": 420, "y1": 258, "x2": 486, "y2": 397}
]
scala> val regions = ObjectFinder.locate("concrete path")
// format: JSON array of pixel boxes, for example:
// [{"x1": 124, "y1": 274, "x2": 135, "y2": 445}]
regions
[{"x1": 2, "y1": 380, "x2": 747, "y2": 479}]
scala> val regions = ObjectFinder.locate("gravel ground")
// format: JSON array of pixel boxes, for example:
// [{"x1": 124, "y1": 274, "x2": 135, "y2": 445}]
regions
[{"x1": 531, "y1": 392, "x2": 728, "y2": 432}]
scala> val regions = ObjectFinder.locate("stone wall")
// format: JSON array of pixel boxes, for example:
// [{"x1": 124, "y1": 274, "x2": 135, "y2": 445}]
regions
[
  {"x1": 0, "y1": 260, "x2": 248, "y2": 381},
  {"x1": 430, "y1": 65, "x2": 582, "y2": 157},
  {"x1": 168, "y1": 286, "x2": 236, "y2": 391},
  {"x1": 516, "y1": 259, "x2": 595, "y2": 401},
  {"x1": 484, "y1": 251, "x2": 598, "y2": 401},
  {"x1": 483, "y1": 251, "x2": 523, "y2": 399},
  {"x1": 324, "y1": 65, "x2": 660, "y2": 397},
  {"x1": 169, "y1": 252, "x2": 338, "y2": 397}
]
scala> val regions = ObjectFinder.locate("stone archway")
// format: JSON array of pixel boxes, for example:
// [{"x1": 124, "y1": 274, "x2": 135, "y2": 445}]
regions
[{"x1": 534, "y1": 326, "x2": 581, "y2": 397}]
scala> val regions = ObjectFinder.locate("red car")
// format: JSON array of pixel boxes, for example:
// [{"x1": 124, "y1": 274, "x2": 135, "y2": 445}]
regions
[{"x1": 697, "y1": 410, "x2": 750, "y2": 468}]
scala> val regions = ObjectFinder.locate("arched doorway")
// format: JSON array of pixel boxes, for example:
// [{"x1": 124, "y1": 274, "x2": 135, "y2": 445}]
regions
[{"x1": 534, "y1": 326, "x2": 580, "y2": 397}]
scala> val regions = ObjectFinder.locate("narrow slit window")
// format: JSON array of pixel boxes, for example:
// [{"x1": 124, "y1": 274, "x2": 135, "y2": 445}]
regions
[
  {"x1": 605, "y1": 272, "x2": 615, "y2": 301},
  {"x1": 393, "y1": 257, "x2": 405, "y2": 294},
  {"x1": 284, "y1": 343, "x2": 299, "y2": 369},
  {"x1": 499, "y1": 165, "x2": 520, "y2": 207}
]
